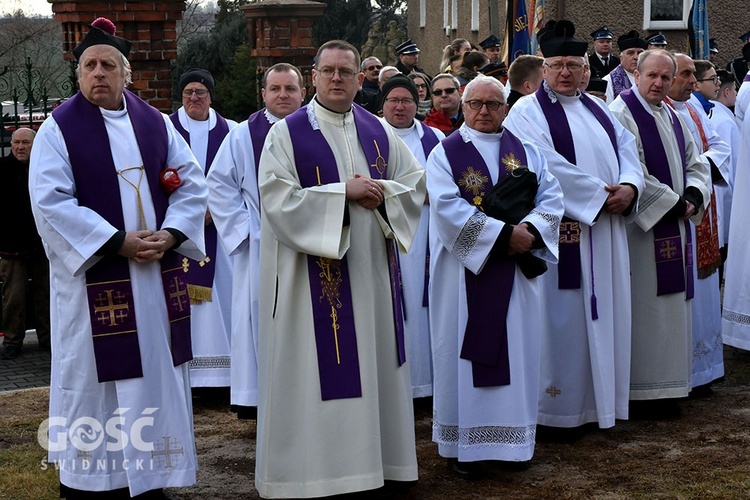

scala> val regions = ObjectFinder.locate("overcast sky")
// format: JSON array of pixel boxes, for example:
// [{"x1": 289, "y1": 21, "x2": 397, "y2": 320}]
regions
[{"x1": 0, "y1": 0, "x2": 53, "y2": 16}]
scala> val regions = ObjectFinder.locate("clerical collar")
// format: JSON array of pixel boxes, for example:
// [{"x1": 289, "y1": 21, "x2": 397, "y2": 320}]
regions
[
  {"x1": 460, "y1": 123, "x2": 501, "y2": 143},
  {"x1": 100, "y1": 94, "x2": 128, "y2": 118},
  {"x1": 389, "y1": 120, "x2": 417, "y2": 136},
  {"x1": 264, "y1": 108, "x2": 282, "y2": 124},
  {"x1": 314, "y1": 95, "x2": 352, "y2": 115}
]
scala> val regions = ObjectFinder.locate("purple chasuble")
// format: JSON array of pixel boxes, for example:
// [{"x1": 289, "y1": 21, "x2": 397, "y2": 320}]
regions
[
  {"x1": 284, "y1": 102, "x2": 406, "y2": 400},
  {"x1": 418, "y1": 121, "x2": 441, "y2": 307},
  {"x1": 442, "y1": 129, "x2": 528, "y2": 387},
  {"x1": 247, "y1": 108, "x2": 274, "y2": 178},
  {"x1": 170, "y1": 111, "x2": 230, "y2": 301},
  {"x1": 52, "y1": 90, "x2": 192, "y2": 383},
  {"x1": 620, "y1": 88, "x2": 694, "y2": 299},
  {"x1": 609, "y1": 65, "x2": 632, "y2": 99},
  {"x1": 535, "y1": 85, "x2": 619, "y2": 319}
]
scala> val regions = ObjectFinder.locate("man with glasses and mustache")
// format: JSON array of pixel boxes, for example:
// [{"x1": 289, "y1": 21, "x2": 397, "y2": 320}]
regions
[
  {"x1": 428, "y1": 74, "x2": 563, "y2": 479},
  {"x1": 255, "y1": 40, "x2": 426, "y2": 498},
  {"x1": 170, "y1": 69, "x2": 237, "y2": 390},
  {"x1": 504, "y1": 20, "x2": 644, "y2": 433},
  {"x1": 424, "y1": 73, "x2": 463, "y2": 134}
]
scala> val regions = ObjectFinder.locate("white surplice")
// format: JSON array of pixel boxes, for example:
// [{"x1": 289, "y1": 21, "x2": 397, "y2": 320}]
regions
[
  {"x1": 735, "y1": 80, "x2": 750, "y2": 128},
  {"x1": 669, "y1": 97, "x2": 729, "y2": 388},
  {"x1": 207, "y1": 108, "x2": 279, "y2": 408},
  {"x1": 504, "y1": 86, "x2": 644, "y2": 428},
  {"x1": 610, "y1": 90, "x2": 710, "y2": 400},
  {"x1": 255, "y1": 101, "x2": 425, "y2": 498},
  {"x1": 722, "y1": 110, "x2": 750, "y2": 349},
  {"x1": 175, "y1": 107, "x2": 237, "y2": 388},
  {"x1": 379, "y1": 117, "x2": 444, "y2": 398},
  {"x1": 29, "y1": 98, "x2": 207, "y2": 495},
  {"x1": 709, "y1": 100, "x2": 739, "y2": 246},
  {"x1": 428, "y1": 124, "x2": 563, "y2": 462}
]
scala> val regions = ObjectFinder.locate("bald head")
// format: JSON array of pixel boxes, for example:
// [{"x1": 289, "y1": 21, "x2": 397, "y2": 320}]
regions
[{"x1": 668, "y1": 53, "x2": 697, "y2": 102}]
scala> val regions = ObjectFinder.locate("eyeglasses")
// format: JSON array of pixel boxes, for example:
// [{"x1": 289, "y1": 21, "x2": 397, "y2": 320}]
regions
[
  {"x1": 465, "y1": 99, "x2": 505, "y2": 111},
  {"x1": 317, "y1": 67, "x2": 359, "y2": 80},
  {"x1": 433, "y1": 87, "x2": 458, "y2": 96},
  {"x1": 414, "y1": 83, "x2": 428, "y2": 89},
  {"x1": 366, "y1": 65, "x2": 382, "y2": 71},
  {"x1": 384, "y1": 97, "x2": 416, "y2": 106},
  {"x1": 697, "y1": 75, "x2": 720, "y2": 84},
  {"x1": 544, "y1": 62, "x2": 584, "y2": 71},
  {"x1": 183, "y1": 89, "x2": 209, "y2": 98}
]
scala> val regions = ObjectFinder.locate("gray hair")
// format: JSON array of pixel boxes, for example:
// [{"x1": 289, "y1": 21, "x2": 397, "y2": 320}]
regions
[
  {"x1": 462, "y1": 74, "x2": 506, "y2": 103},
  {"x1": 430, "y1": 73, "x2": 460, "y2": 90},
  {"x1": 361, "y1": 57, "x2": 382, "y2": 70},
  {"x1": 378, "y1": 66, "x2": 399, "y2": 83}
]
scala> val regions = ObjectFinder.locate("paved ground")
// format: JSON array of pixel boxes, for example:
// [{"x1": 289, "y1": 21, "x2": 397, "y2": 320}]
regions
[{"x1": 0, "y1": 330, "x2": 51, "y2": 393}]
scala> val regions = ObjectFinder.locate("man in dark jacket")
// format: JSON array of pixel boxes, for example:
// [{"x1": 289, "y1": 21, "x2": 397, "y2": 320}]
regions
[{"x1": 0, "y1": 128, "x2": 50, "y2": 359}]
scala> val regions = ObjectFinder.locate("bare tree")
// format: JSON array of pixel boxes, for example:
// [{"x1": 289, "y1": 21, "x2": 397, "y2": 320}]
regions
[{"x1": 0, "y1": 13, "x2": 71, "y2": 107}]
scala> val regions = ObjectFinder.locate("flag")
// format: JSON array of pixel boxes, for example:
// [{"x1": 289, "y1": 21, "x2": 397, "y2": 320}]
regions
[
  {"x1": 689, "y1": 0, "x2": 709, "y2": 60},
  {"x1": 501, "y1": 0, "x2": 532, "y2": 64},
  {"x1": 529, "y1": 0, "x2": 545, "y2": 54}
]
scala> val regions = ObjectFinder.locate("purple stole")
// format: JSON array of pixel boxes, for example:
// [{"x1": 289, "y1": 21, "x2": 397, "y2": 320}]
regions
[
  {"x1": 621, "y1": 89, "x2": 694, "y2": 299},
  {"x1": 418, "y1": 121, "x2": 441, "y2": 307},
  {"x1": 609, "y1": 65, "x2": 632, "y2": 99},
  {"x1": 535, "y1": 85, "x2": 619, "y2": 319},
  {"x1": 744, "y1": 73, "x2": 750, "y2": 83},
  {"x1": 247, "y1": 109, "x2": 274, "y2": 178},
  {"x1": 52, "y1": 90, "x2": 192, "y2": 382},
  {"x1": 285, "y1": 103, "x2": 406, "y2": 400},
  {"x1": 170, "y1": 111, "x2": 230, "y2": 303},
  {"x1": 442, "y1": 129, "x2": 528, "y2": 387}
]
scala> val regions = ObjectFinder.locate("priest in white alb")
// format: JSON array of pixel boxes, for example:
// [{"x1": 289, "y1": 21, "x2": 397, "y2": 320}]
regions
[
  {"x1": 379, "y1": 73, "x2": 444, "y2": 398},
  {"x1": 255, "y1": 41, "x2": 425, "y2": 498},
  {"x1": 610, "y1": 49, "x2": 710, "y2": 414},
  {"x1": 207, "y1": 63, "x2": 306, "y2": 418},
  {"x1": 664, "y1": 54, "x2": 730, "y2": 391},
  {"x1": 170, "y1": 68, "x2": 237, "y2": 388},
  {"x1": 429, "y1": 74, "x2": 563, "y2": 479},
  {"x1": 29, "y1": 18, "x2": 207, "y2": 497},
  {"x1": 504, "y1": 20, "x2": 644, "y2": 430}
]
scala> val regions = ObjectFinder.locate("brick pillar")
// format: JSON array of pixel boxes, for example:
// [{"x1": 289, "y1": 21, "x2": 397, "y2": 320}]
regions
[
  {"x1": 49, "y1": 0, "x2": 185, "y2": 112},
  {"x1": 242, "y1": 0, "x2": 326, "y2": 73}
]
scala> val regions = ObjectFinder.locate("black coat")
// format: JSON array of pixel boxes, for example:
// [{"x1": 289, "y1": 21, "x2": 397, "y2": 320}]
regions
[
  {"x1": 589, "y1": 53, "x2": 620, "y2": 79},
  {"x1": 0, "y1": 153, "x2": 43, "y2": 255}
]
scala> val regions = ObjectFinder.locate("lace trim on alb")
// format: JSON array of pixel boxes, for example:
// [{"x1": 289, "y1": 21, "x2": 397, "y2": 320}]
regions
[
  {"x1": 529, "y1": 208, "x2": 560, "y2": 251},
  {"x1": 452, "y1": 211, "x2": 486, "y2": 262},
  {"x1": 433, "y1": 418, "x2": 535, "y2": 449}
]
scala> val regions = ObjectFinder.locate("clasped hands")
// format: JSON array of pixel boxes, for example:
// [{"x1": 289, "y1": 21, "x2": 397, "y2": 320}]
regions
[
  {"x1": 345, "y1": 174, "x2": 384, "y2": 210},
  {"x1": 118, "y1": 230, "x2": 177, "y2": 263}
]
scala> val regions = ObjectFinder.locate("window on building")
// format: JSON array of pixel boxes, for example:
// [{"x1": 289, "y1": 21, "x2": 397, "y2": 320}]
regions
[{"x1": 643, "y1": 0, "x2": 691, "y2": 30}]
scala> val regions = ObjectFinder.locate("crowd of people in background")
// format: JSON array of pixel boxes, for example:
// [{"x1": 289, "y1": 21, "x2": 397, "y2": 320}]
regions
[{"x1": 6, "y1": 12, "x2": 750, "y2": 500}]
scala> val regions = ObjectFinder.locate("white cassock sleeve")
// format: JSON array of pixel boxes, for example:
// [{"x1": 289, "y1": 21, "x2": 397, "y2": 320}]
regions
[{"x1": 207, "y1": 123, "x2": 258, "y2": 256}]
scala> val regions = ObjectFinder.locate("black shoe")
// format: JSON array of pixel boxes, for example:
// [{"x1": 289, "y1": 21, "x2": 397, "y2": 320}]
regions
[
  {"x1": 1, "y1": 346, "x2": 21, "y2": 360},
  {"x1": 486, "y1": 459, "x2": 532, "y2": 471},
  {"x1": 447, "y1": 458, "x2": 483, "y2": 480},
  {"x1": 38, "y1": 343, "x2": 51, "y2": 354}
]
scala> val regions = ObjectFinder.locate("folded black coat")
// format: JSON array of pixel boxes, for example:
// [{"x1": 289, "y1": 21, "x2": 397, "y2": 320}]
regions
[{"x1": 481, "y1": 168, "x2": 548, "y2": 279}]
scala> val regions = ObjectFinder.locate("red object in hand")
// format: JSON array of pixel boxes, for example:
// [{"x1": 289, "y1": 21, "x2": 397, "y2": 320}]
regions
[{"x1": 160, "y1": 168, "x2": 182, "y2": 195}]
